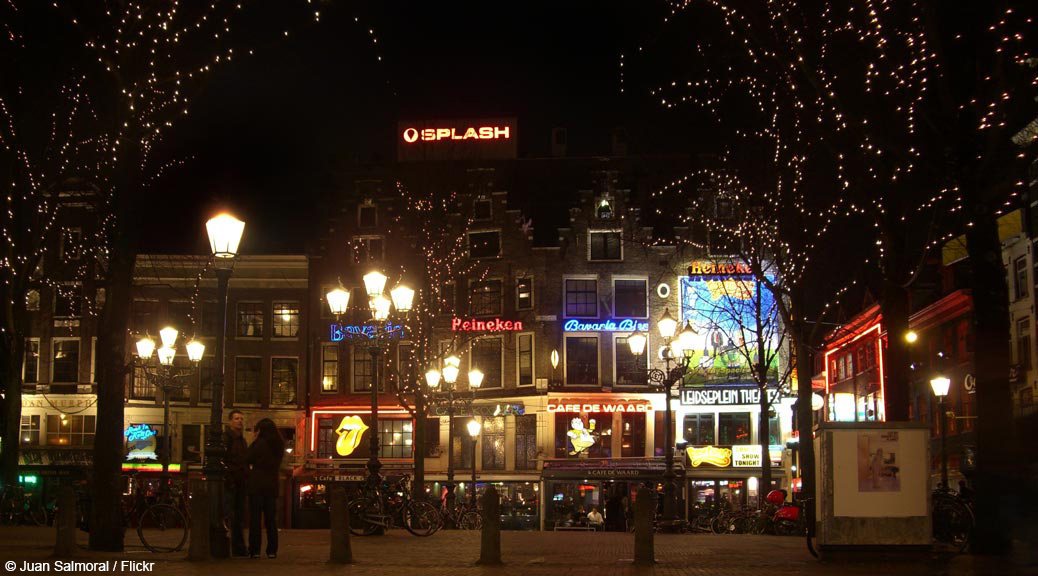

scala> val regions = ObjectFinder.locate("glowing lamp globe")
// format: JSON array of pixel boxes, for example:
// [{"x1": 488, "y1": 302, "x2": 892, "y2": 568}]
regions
[
  {"x1": 159, "y1": 326, "x2": 179, "y2": 349},
  {"x1": 206, "y1": 213, "x2": 245, "y2": 258},
  {"x1": 425, "y1": 368, "x2": 442, "y2": 389},
  {"x1": 443, "y1": 364, "x2": 460, "y2": 384},
  {"x1": 657, "y1": 309, "x2": 678, "y2": 339},
  {"x1": 390, "y1": 285, "x2": 415, "y2": 313},
  {"x1": 157, "y1": 346, "x2": 176, "y2": 366},
  {"x1": 468, "y1": 368, "x2": 484, "y2": 389},
  {"x1": 627, "y1": 333, "x2": 647, "y2": 356},
  {"x1": 370, "y1": 295, "x2": 391, "y2": 321},
  {"x1": 326, "y1": 288, "x2": 351, "y2": 316},
  {"x1": 186, "y1": 340, "x2": 206, "y2": 362},
  {"x1": 136, "y1": 337, "x2": 156, "y2": 359},
  {"x1": 467, "y1": 419, "x2": 481, "y2": 438},
  {"x1": 363, "y1": 271, "x2": 388, "y2": 298}
]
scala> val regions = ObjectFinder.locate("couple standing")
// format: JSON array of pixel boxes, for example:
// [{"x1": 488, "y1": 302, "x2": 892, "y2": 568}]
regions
[{"x1": 224, "y1": 410, "x2": 285, "y2": 558}]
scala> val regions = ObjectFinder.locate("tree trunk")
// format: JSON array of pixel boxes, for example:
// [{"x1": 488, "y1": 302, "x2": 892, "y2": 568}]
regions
[
  {"x1": 792, "y1": 331, "x2": 817, "y2": 534},
  {"x1": 0, "y1": 305, "x2": 26, "y2": 489},
  {"x1": 882, "y1": 279, "x2": 912, "y2": 421},
  {"x1": 758, "y1": 371, "x2": 772, "y2": 505},
  {"x1": 964, "y1": 207, "x2": 1013, "y2": 554},
  {"x1": 412, "y1": 393, "x2": 426, "y2": 500}
]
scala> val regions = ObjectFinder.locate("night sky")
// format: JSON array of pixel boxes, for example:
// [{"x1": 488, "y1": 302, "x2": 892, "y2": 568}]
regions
[{"x1": 145, "y1": 2, "x2": 683, "y2": 254}]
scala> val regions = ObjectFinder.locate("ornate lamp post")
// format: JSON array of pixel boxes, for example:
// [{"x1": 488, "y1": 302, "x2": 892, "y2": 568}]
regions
[
  {"x1": 134, "y1": 328, "x2": 204, "y2": 485},
  {"x1": 326, "y1": 272, "x2": 414, "y2": 486},
  {"x1": 203, "y1": 213, "x2": 244, "y2": 558},
  {"x1": 930, "y1": 376, "x2": 951, "y2": 489},
  {"x1": 466, "y1": 419, "x2": 481, "y2": 506},
  {"x1": 425, "y1": 358, "x2": 482, "y2": 516},
  {"x1": 629, "y1": 308, "x2": 698, "y2": 525}
]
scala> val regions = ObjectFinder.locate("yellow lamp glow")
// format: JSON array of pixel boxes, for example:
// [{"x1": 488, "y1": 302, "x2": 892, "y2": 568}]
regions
[
  {"x1": 363, "y1": 271, "x2": 388, "y2": 298},
  {"x1": 467, "y1": 419, "x2": 481, "y2": 438},
  {"x1": 468, "y1": 368, "x2": 484, "y2": 389},
  {"x1": 426, "y1": 368, "x2": 441, "y2": 389},
  {"x1": 443, "y1": 364, "x2": 460, "y2": 384},
  {"x1": 186, "y1": 340, "x2": 205, "y2": 362},
  {"x1": 370, "y1": 295, "x2": 391, "y2": 320},
  {"x1": 136, "y1": 337, "x2": 155, "y2": 359},
  {"x1": 206, "y1": 213, "x2": 245, "y2": 258},
  {"x1": 326, "y1": 288, "x2": 351, "y2": 316},
  {"x1": 157, "y1": 346, "x2": 175, "y2": 366},
  {"x1": 159, "y1": 326, "x2": 179, "y2": 349},
  {"x1": 657, "y1": 308, "x2": 678, "y2": 339},
  {"x1": 627, "y1": 333, "x2": 647, "y2": 356},
  {"x1": 390, "y1": 285, "x2": 415, "y2": 313}
]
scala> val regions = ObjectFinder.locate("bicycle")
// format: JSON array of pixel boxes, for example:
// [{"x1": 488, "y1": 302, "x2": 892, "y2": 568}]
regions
[
  {"x1": 348, "y1": 474, "x2": 441, "y2": 537},
  {"x1": 123, "y1": 474, "x2": 190, "y2": 553},
  {"x1": 932, "y1": 487, "x2": 973, "y2": 552},
  {"x1": 440, "y1": 500, "x2": 483, "y2": 530},
  {"x1": 0, "y1": 486, "x2": 47, "y2": 526}
]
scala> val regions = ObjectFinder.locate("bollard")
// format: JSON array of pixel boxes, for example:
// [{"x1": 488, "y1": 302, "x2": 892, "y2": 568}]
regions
[
  {"x1": 329, "y1": 485, "x2": 354, "y2": 564},
  {"x1": 53, "y1": 484, "x2": 76, "y2": 558},
  {"x1": 633, "y1": 486, "x2": 655, "y2": 565},
  {"x1": 476, "y1": 485, "x2": 502, "y2": 565},
  {"x1": 187, "y1": 479, "x2": 211, "y2": 561}
]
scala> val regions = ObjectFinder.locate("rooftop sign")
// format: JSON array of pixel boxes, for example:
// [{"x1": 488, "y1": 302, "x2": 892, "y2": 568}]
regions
[{"x1": 397, "y1": 118, "x2": 517, "y2": 162}]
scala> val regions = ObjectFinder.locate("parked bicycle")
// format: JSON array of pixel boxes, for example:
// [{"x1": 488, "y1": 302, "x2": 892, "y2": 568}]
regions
[
  {"x1": 932, "y1": 486, "x2": 973, "y2": 552},
  {"x1": 0, "y1": 485, "x2": 47, "y2": 526},
  {"x1": 348, "y1": 474, "x2": 441, "y2": 537},
  {"x1": 440, "y1": 501, "x2": 482, "y2": 530},
  {"x1": 71, "y1": 474, "x2": 189, "y2": 553}
]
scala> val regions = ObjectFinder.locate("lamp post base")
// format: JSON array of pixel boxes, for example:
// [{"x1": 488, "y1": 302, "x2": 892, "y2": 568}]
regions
[{"x1": 206, "y1": 475, "x2": 229, "y2": 558}]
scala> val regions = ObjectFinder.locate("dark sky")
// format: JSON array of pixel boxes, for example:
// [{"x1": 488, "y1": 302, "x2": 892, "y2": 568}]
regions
[{"x1": 144, "y1": 2, "x2": 680, "y2": 254}]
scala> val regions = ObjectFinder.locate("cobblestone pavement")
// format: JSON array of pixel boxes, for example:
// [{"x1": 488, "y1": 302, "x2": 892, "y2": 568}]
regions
[{"x1": 0, "y1": 527, "x2": 1034, "y2": 575}]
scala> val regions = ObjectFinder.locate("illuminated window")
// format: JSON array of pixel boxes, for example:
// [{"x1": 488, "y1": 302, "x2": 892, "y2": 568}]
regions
[
  {"x1": 1015, "y1": 257, "x2": 1028, "y2": 301},
  {"x1": 614, "y1": 336, "x2": 647, "y2": 386},
  {"x1": 515, "y1": 414, "x2": 537, "y2": 469},
  {"x1": 133, "y1": 299, "x2": 159, "y2": 334},
  {"x1": 20, "y1": 415, "x2": 40, "y2": 446},
  {"x1": 271, "y1": 357, "x2": 298, "y2": 405},
  {"x1": 718, "y1": 412, "x2": 752, "y2": 445},
  {"x1": 454, "y1": 417, "x2": 475, "y2": 468},
  {"x1": 621, "y1": 412, "x2": 646, "y2": 457},
  {"x1": 564, "y1": 279, "x2": 597, "y2": 317},
  {"x1": 565, "y1": 336, "x2": 598, "y2": 386},
  {"x1": 131, "y1": 363, "x2": 156, "y2": 399},
  {"x1": 1018, "y1": 318, "x2": 1031, "y2": 370},
  {"x1": 516, "y1": 277, "x2": 534, "y2": 310},
  {"x1": 589, "y1": 231, "x2": 621, "y2": 261},
  {"x1": 26, "y1": 290, "x2": 40, "y2": 311},
  {"x1": 234, "y1": 357, "x2": 261, "y2": 404},
  {"x1": 353, "y1": 351, "x2": 374, "y2": 392},
  {"x1": 273, "y1": 302, "x2": 300, "y2": 337},
  {"x1": 23, "y1": 339, "x2": 40, "y2": 385},
  {"x1": 379, "y1": 419, "x2": 413, "y2": 459},
  {"x1": 199, "y1": 356, "x2": 215, "y2": 401},
  {"x1": 469, "y1": 279, "x2": 502, "y2": 316},
  {"x1": 682, "y1": 413, "x2": 715, "y2": 445},
  {"x1": 613, "y1": 279, "x2": 647, "y2": 318},
  {"x1": 321, "y1": 345, "x2": 339, "y2": 393},
  {"x1": 517, "y1": 334, "x2": 533, "y2": 386},
  {"x1": 236, "y1": 302, "x2": 264, "y2": 337},
  {"x1": 554, "y1": 412, "x2": 610, "y2": 458},
  {"x1": 52, "y1": 339, "x2": 79, "y2": 383},
  {"x1": 481, "y1": 417, "x2": 505, "y2": 470},
  {"x1": 46, "y1": 414, "x2": 95, "y2": 446},
  {"x1": 468, "y1": 231, "x2": 501, "y2": 259}
]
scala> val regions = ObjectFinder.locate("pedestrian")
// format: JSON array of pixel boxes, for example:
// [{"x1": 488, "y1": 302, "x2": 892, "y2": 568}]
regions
[
  {"x1": 222, "y1": 410, "x2": 248, "y2": 556},
  {"x1": 246, "y1": 418, "x2": 284, "y2": 559}
]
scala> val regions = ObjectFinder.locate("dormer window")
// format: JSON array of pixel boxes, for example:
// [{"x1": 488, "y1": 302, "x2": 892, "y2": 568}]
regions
[
  {"x1": 597, "y1": 198, "x2": 613, "y2": 220},
  {"x1": 474, "y1": 197, "x2": 492, "y2": 221}
]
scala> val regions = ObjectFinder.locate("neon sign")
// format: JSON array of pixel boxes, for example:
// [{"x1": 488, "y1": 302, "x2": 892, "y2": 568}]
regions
[
  {"x1": 334, "y1": 415, "x2": 369, "y2": 457},
  {"x1": 329, "y1": 323, "x2": 406, "y2": 341},
  {"x1": 562, "y1": 318, "x2": 649, "y2": 332},
  {"x1": 125, "y1": 424, "x2": 158, "y2": 461},
  {"x1": 547, "y1": 398, "x2": 653, "y2": 413},
  {"x1": 566, "y1": 417, "x2": 597, "y2": 455},
  {"x1": 451, "y1": 318, "x2": 524, "y2": 332},
  {"x1": 402, "y1": 126, "x2": 511, "y2": 143},
  {"x1": 124, "y1": 424, "x2": 157, "y2": 442},
  {"x1": 686, "y1": 446, "x2": 733, "y2": 468},
  {"x1": 687, "y1": 261, "x2": 752, "y2": 276}
]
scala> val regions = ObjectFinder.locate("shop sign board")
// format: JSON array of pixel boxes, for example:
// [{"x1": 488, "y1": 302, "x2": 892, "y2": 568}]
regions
[
  {"x1": 398, "y1": 118, "x2": 517, "y2": 161},
  {"x1": 546, "y1": 398, "x2": 653, "y2": 413},
  {"x1": 125, "y1": 424, "x2": 158, "y2": 461},
  {"x1": 563, "y1": 318, "x2": 649, "y2": 332},
  {"x1": 330, "y1": 323, "x2": 407, "y2": 341},
  {"x1": 451, "y1": 317, "x2": 524, "y2": 332},
  {"x1": 686, "y1": 446, "x2": 732, "y2": 467},
  {"x1": 686, "y1": 444, "x2": 783, "y2": 468},
  {"x1": 680, "y1": 386, "x2": 782, "y2": 406}
]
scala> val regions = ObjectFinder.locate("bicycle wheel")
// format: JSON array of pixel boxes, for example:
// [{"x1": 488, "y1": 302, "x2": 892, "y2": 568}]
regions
[
  {"x1": 774, "y1": 518, "x2": 801, "y2": 536},
  {"x1": 137, "y1": 504, "x2": 188, "y2": 553},
  {"x1": 402, "y1": 501, "x2": 441, "y2": 537},
  {"x1": 348, "y1": 497, "x2": 381, "y2": 536},
  {"x1": 933, "y1": 500, "x2": 971, "y2": 551},
  {"x1": 27, "y1": 501, "x2": 47, "y2": 526},
  {"x1": 459, "y1": 510, "x2": 483, "y2": 530}
]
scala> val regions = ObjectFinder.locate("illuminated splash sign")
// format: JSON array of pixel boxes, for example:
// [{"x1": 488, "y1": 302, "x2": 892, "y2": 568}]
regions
[
  {"x1": 398, "y1": 118, "x2": 517, "y2": 162},
  {"x1": 402, "y1": 126, "x2": 511, "y2": 142}
]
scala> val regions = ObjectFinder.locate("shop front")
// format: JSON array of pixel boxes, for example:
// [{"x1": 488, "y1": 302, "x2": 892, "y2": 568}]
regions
[
  {"x1": 294, "y1": 408, "x2": 414, "y2": 528},
  {"x1": 684, "y1": 444, "x2": 785, "y2": 510}
]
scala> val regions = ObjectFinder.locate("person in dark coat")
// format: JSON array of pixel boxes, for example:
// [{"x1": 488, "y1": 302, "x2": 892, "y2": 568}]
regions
[
  {"x1": 222, "y1": 410, "x2": 248, "y2": 556},
  {"x1": 246, "y1": 418, "x2": 284, "y2": 558}
]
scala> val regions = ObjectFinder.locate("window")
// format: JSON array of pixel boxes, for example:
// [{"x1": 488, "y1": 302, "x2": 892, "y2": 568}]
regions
[
  {"x1": 468, "y1": 231, "x2": 501, "y2": 259},
  {"x1": 353, "y1": 236, "x2": 384, "y2": 263},
  {"x1": 237, "y1": 302, "x2": 264, "y2": 337},
  {"x1": 589, "y1": 231, "x2": 621, "y2": 261},
  {"x1": 169, "y1": 356, "x2": 192, "y2": 401},
  {"x1": 423, "y1": 417, "x2": 441, "y2": 457},
  {"x1": 201, "y1": 301, "x2": 219, "y2": 336},
  {"x1": 46, "y1": 414, "x2": 95, "y2": 446},
  {"x1": 481, "y1": 417, "x2": 505, "y2": 470},
  {"x1": 316, "y1": 418, "x2": 336, "y2": 459},
  {"x1": 181, "y1": 424, "x2": 202, "y2": 464},
  {"x1": 1015, "y1": 257, "x2": 1028, "y2": 300},
  {"x1": 321, "y1": 345, "x2": 339, "y2": 392},
  {"x1": 554, "y1": 412, "x2": 611, "y2": 457},
  {"x1": 26, "y1": 290, "x2": 40, "y2": 311},
  {"x1": 718, "y1": 412, "x2": 752, "y2": 445},
  {"x1": 61, "y1": 228, "x2": 82, "y2": 261},
  {"x1": 167, "y1": 301, "x2": 193, "y2": 333},
  {"x1": 271, "y1": 358, "x2": 298, "y2": 405},
  {"x1": 564, "y1": 279, "x2": 598, "y2": 317},
  {"x1": 471, "y1": 338, "x2": 502, "y2": 388},
  {"x1": 517, "y1": 334, "x2": 533, "y2": 386},
  {"x1": 621, "y1": 412, "x2": 646, "y2": 457},
  {"x1": 768, "y1": 412, "x2": 781, "y2": 445},
  {"x1": 469, "y1": 279, "x2": 502, "y2": 316},
  {"x1": 515, "y1": 414, "x2": 537, "y2": 469},
  {"x1": 23, "y1": 339, "x2": 39, "y2": 384},
  {"x1": 54, "y1": 286, "x2": 80, "y2": 318},
  {"x1": 234, "y1": 357, "x2": 261, "y2": 404},
  {"x1": 198, "y1": 356, "x2": 215, "y2": 402},
  {"x1": 516, "y1": 277, "x2": 533, "y2": 310},
  {"x1": 454, "y1": 418, "x2": 476, "y2": 468},
  {"x1": 565, "y1": 336, "x2": 598, "y2": 386},
  {"x1": 353, "y1": 350, "x2": 376, "y2": 392},
  {"x1": 613, "y1": 279, "x2": 647, "y2": 318},
  {"x1": 358, "y1": 203, "x2": 377, "y2": 228},
  {"x1": 20, "y1": 415, "x2": 40, "y2": 445},
  {"x1": 682, "y1": 414, "x2": 715, "y2": 445},
  {"x1": 131, "y1": 364, "x2": 156, "y2": 399},
  {"x1": 378, "y1": 419, "x2": 412, "y2": 458},
  {"x1": 273, "y1": 302, "x2": 300, "y2": 337},
  {"x1": 438, "y1": 282, "x2": 456, "y2": 315},
  {"x1": 473, "y1": 197, "x2": 492, "y2": 220},
  {"x1": 133, "y1": 299, "x2": 159, "y2": 333},
  {"x1": 52, "y1": 340, "x2": 79, "y2": 383},
  {"x1": 1018, "y1": 318, "x2": 1031, "y2": 370},
  {"x1": 615, "y1": 336, "x2": 647, "y2": 386}
]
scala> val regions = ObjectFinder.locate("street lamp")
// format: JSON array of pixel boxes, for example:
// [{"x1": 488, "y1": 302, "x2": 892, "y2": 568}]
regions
[
  {"x1": 134, "y1": 328, "x2": 204, "y2": 485},
  {"x1": 467, "y1": 419, "x2": 481, "y2": 506},
  {"x1": 326, "y1": 273, "x2": 413, "y2": 488},
  {"x1": 204, "y1": 212, "x2": 244, "y2": 558},
  {"x1": 930, "y1": 376, "x2": 951, "y2": 489},
  {"x1": 426, "y1": 358, "x2": 482, "y2": 519},
  {"x1": 629, "y1": 308, "x2": 698, "y2": 526}
]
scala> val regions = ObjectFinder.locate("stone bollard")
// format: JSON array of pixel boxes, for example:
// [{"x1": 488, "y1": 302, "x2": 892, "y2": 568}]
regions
[
  {"x1": 187, "y1": 479, "x2": 211, "y2": 561},
  {"x1": 329, "y1": 485, "x2": 354, "y2": 564},
  {"x1": 633, "y1": 486, "x2": 655, "y2": 566},
  {"x1": 476, "y1": 485, "x2": 502, "y2": 565},
  {"x1": 53, "y1": 484, "x2": 76, "y2": 557}
]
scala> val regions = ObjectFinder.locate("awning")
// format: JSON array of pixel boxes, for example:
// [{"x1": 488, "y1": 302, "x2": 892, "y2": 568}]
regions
[{"x1": 541, "y1": 458, "x2": 685, "y2": 480}]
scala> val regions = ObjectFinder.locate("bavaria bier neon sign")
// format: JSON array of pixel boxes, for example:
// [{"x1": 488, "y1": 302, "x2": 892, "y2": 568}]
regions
[{"x1": 402, "y1": 125, "x2": 511, "y2": 143}]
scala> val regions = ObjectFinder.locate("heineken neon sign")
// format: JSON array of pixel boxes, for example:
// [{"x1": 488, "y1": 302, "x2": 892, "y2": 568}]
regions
[{"x1": 563, "y1": 318, "x2": 649, "y2": 332}]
